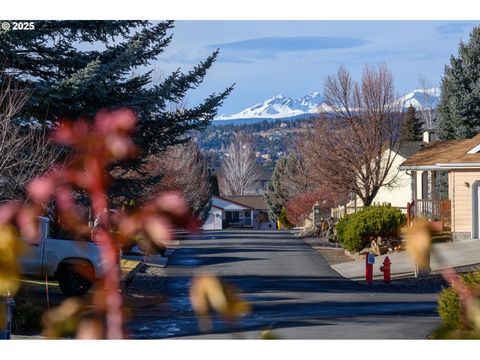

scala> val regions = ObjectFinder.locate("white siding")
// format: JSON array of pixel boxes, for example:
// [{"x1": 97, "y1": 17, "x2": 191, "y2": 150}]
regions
[
  {"x1": 202, "y1": 207, "x2": 223, "y2": 230},
  {"x1": 450, "y1": 170, "x2": 480, "y2": 234}
]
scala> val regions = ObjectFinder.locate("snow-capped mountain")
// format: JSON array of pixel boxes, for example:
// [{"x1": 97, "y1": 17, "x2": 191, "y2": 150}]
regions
[
  {"x1": 214, "y1": 88, "x2": 440, "y2": 122},
  {"x1": 397, "y1": 87, "x2": 441, "y2": 110},
  {"x1": 215, "y1": 92, "x2": 325, "y2": 120}
]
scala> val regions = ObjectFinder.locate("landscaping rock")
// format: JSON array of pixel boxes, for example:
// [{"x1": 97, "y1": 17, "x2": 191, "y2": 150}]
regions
[
  {"x1": 344, "y1": 249, "x2": 366, "y2": 261},
  {"x1": 371, "y1": 239, "x2": 388, "y2": 256}
]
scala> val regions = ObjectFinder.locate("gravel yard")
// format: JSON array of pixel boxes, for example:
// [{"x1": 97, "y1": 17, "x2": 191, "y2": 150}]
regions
[
  {"x1": 302, "y1": 236, "x2": 353, "y2": 265},
  {"x1": 126, "y1": 264, "x2": 168, "y2": 298}
]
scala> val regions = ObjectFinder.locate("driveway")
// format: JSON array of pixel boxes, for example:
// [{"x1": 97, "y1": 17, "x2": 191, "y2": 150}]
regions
[{"x1": 128, "y1": 229, "x2": 442, "y2": 339}]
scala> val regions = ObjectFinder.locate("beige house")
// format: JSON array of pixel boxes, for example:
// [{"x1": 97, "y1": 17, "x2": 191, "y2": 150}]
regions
[
  {"x1": 400, "y1": 133, "x2": 480, "y2": 241},
  {"x1": 331, "y1": 141, "x2": 423, "y2": 217}
]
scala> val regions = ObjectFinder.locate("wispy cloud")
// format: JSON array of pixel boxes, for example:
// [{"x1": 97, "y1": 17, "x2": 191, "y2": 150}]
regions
[
  {"x1": 435, "y1": 22, "x2": 478, "y2": 37},
  {"x1": 158, "y1": 49, "x2": 254, "y2": 65},
  {"x1": 362, "y1": 48, "x2": 450, "y2": 62},
  {"x1": 209, "y1": 36, "x2": 369, "y2": 54}
]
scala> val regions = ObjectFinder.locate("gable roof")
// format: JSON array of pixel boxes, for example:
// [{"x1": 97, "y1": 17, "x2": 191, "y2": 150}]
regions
[
  {"x1": 400, "y1": 133, "x2": 480, "y2": 170},
  {"x1": 394, "y1": 141, "x2": 425, "y2": 159},
  {"x1": 212, "y1": 195, "x2": 255, "y2": 210},
  {"x1": 222, "y1": 195, "x2": 268, "y2": 210}
]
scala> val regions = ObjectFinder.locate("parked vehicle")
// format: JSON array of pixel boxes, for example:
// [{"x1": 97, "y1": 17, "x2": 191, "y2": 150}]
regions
[{"x1": 20, "y1": 217, "x2": 104, "y2": 296}]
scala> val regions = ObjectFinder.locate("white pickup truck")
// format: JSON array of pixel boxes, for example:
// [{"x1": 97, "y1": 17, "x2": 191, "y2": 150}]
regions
[{"x1": 20, "y1": 217, "x2": 104, "y2": 296}]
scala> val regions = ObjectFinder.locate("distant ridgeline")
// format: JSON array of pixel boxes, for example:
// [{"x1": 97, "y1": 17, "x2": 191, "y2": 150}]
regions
[
  {"x1": 210, "y1": 113, "x2": 317, "y2": 126},
  {"x1": 191, "y1": 116, "x2": 317, "y2": 170},
  {"x1": 196, "y1": 87, "x2": 440, "y2": 169}
]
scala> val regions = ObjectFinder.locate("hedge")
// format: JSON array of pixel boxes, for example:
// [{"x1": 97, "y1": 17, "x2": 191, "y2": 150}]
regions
[{"x1": 336, "y1": 205, "x2": 406, "y2": 252}]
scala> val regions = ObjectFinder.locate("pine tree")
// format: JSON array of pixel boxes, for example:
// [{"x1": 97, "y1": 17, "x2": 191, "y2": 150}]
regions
[
  {"x1": 402, "y1": 105, "x2": 423, "y2": 141},
  {"x1": 437, "y1": 26, "x2": 480, "y2": 140},
  {"x1": 0, "y1": 21, "x2": 233, "y2": 202},
  {"x1": 209, "y1": 169, "x2": 220, "y2": 196},
  {"x1": 264, "y1": 157, "x2": 289, "y2": 222}
]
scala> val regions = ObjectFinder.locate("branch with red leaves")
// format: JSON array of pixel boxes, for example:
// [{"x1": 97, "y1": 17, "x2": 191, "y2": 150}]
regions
[{"x1": 0, "y1": 109, "x2": 199, "y2": 338}]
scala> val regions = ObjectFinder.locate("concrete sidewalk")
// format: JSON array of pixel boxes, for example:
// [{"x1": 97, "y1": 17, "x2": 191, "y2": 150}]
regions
[
  {"x1": 122, "y1": 247, "x2": 177, "y2": 268},
  {"x1": 331, "y1": 240, "x2": 480, "y2": 281}
]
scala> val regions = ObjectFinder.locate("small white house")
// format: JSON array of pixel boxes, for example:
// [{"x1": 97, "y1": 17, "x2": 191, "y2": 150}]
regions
[{"x1": 202, "y1": 195, "x2": 277, "y2": 230}]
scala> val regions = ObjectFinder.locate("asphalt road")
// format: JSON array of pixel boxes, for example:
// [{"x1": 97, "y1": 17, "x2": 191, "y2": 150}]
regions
[{"x1": 128, "y1": 229, "x2": 442, "y2": 339}]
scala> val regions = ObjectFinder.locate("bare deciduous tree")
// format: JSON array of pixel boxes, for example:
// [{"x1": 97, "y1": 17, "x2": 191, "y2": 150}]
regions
[
  {"x1": 418, "y1": 74, "x2": 437, "y2": 130},
  {"x1": 298, "y1": 64, "x2": 404, "y2": 206},
  {"x1": 152, "y1": 140, "x2": 211, "y2": 222},
  {"x1": 218, "y1": 132, "x2": 260, "y2": 195},
  {"x1": 0, "y1": 72, "x2": 62, "y2": 202},
  {"x1": 281, "y1": 154, "x2": 316, "y2": 198}
]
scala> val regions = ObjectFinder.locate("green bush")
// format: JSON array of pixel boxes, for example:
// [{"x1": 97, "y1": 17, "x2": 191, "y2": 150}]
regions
[
  {"x1": 336, "y1": 205, "x2": 406, "y2": 252},
  {"x1": 278, "y1": 207, "x2": 293, "y2": 229},
  {"x1": 437, "y1": 271, "x2": 480, "y2": 331}
]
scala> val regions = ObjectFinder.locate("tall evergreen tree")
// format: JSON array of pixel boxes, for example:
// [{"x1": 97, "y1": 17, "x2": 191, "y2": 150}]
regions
[
  {"x1": 437, "y1": 26, "x2": 480, "y2": 140},
  {"x1": 402, "y1": 105, "x2": 423, "y2": 141},
  {"x1": 264, "y1": 157, "x2": 289, "y2": 222},
  {"x1": 264, "y1": 154, "x2": 312, "y2": 222},
  {"x1": 209, "y1": 170, "x2": 220, "y2": 197},
  {"x1": 0, "y1": 21, "x2": 233, "y2": 202}
]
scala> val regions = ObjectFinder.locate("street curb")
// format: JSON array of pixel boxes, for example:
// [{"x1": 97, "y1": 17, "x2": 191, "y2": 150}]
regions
[
  {"x1": 121, "y1": 261, "x2": 146, "y2": 291},
  {"x1": 301, "y1": 236, "x2": 360, "y2": 282},
  {"x1": 164, "y1": 248, "x2": 176, "y2": 257},
  {"x1": 146, "y1": 248, "x2": 176, "y2": 268}
]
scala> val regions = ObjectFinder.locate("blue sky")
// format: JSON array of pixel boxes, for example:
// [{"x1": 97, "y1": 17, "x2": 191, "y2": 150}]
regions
[{"x1": 153, "y1": 21, "x2": 480, "y2": 116}]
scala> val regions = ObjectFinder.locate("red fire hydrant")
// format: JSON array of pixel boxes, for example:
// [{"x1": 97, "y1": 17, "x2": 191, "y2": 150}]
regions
[{"x1": 379, "y1": 256, "x2": 391, "y2": 283}]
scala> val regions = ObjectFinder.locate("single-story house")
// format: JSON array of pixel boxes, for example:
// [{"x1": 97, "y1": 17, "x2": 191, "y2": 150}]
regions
[
  {"x1": 331, "y1": 139, "x2": 425, "y2": 218},
  {"x1": 399, "y1": 132, "x2": 480, "y2": 241},
  {"x1": 202, "y1": 195, "x2": 277, "y2": 230},
  {"x1": 224, "y1": 195, "x2": 277, "y2": 230}
]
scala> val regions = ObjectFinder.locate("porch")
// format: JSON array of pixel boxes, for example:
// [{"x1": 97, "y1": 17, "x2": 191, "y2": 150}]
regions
[
  {"x1": 399, "y1": 133, "x2": 480, "y2": 240},
  {"x1": 406, "y1": 169, "x2": 451, "y2": 231},
  {"x1": 223, "y1": 209, "x2": 253, "y2": 228}
]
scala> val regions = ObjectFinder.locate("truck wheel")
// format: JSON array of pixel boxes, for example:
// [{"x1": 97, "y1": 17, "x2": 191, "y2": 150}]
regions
[{"x1": 58, "y1": 264, "x2": 93, "y2": 297}]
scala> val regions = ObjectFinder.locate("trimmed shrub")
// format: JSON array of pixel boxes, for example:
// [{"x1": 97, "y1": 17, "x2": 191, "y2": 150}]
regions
[
  {"x1": 336, "y1": 205, "x2": 406, "y2": 252},
  {"x1": 437, "y1": 271, "x2": 480, "y2": 331},
  {"x1": 278, "y1": 207, "x2": 293, "y2": 229}
]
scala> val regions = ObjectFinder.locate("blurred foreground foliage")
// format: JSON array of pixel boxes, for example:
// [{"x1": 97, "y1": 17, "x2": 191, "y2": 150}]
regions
[
  {"x1": 435, "y1": 271, "x2": 480, "y2": 339},
  {"x1": 405, "y1": 220, "x2": 480, "y2": 339}
]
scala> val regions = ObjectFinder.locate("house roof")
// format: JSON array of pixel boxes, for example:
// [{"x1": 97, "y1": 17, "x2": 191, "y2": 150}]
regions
[
  {"x1": 394, "y1": 141, "x2": 425, "y2": 159},
  {"x1": 212, "y1": 195, "x2": 256, "y2": 210},
  {"x1": 222, "y1": 195, "x2": 268, "y2": 210},
  {"x1": 400, "y1": 134, "x2": 480, "y2": 170}
]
